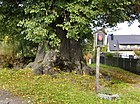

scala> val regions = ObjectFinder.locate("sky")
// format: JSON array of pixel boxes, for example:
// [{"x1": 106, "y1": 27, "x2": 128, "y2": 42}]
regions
[{"x1": 107, "y1": 20, "x2": 140, "y2": 35}]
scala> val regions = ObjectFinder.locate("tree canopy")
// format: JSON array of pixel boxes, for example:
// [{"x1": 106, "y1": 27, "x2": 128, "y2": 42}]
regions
[
  {"x1": 0, "y1": 0, "x2": 140, "y2": 72},
  {"x1": 0, "y1": 0, "x2": 139, "y2": 46}
]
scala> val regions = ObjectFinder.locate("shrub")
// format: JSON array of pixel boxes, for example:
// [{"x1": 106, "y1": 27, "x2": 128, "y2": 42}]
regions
[
  {"x1": 0, "y1": 36, "x2": 14, "y2": 68},
  {"x1": 105, "y1": 52, "x2": 113, "y2": 58},
  {"x1": 134, "y1": 48, "x2": 140, "y2": 57}
]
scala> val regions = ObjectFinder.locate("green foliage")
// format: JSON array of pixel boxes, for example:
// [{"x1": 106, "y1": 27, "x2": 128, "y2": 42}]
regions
[
  {"x1": 105, "y1": 52, "x2": 113, "y2": 58},
  {"x1": 0, "y1": 0, "x2": 38, "y2": 59},
  {"x1": 0, "y1": 34, "x2": 37, "y2": 58},
  {"x1": 82, "y1": 38, "x2": 94, "y2": 55},
  {"x1": 0, "y1": 36, "x2": 14, "y2": 67},
  {"x1": 134, "y1": 49, "x2": 140, "y2": 57},
  {"x1": 1, "y1": 0, "x2": 139, "y2": 48},
  {"x1": 101, "y1": 45, "x2": 108, "y2": 52},
  {"x1": 0, "y1": 42, "x2": 13, "y2": 57}
]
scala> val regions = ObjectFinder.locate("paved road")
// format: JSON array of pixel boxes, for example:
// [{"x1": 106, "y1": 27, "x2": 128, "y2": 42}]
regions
[{"x1": 0, "y1": 90, "x2": 29, "y2": 104}]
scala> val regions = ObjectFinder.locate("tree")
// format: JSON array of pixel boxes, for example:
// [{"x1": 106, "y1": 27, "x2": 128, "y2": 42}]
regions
[
  {"x1": 0, "y1": 0, "x2": 139, "y2": 75},
  {"x1": 0, "y1": 0, "x2": 38, "y2": 59}
]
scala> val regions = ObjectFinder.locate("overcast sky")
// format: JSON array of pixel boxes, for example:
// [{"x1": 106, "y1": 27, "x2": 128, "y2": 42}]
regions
[{"x1": 107, "y1": 20, "x2": 140, "y2": 35}]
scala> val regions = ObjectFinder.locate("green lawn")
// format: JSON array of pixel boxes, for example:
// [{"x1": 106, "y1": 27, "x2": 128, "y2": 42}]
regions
[{"x1": 0, "y1": 64, "x2": 140, "y2": 104}]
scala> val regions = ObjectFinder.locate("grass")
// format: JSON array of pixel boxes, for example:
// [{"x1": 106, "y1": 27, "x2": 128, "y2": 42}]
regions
[
  {"x1": 89, "y1": 64, "x2": 140, "y2": 83},
  {"x1": 0, "y1": 64, "x2": 140, "y2": 104}
]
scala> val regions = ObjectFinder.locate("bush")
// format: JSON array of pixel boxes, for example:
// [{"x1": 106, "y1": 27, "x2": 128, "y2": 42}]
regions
[
  {"x1": 105, "y1": 52, "x2": 113, "y2": 58},
  {"x1": 0, "y1": 43, "x2": 14, "y2": 68},
  {"x1": 134, "y1": 48, "x2": 140, "y2": 57}
]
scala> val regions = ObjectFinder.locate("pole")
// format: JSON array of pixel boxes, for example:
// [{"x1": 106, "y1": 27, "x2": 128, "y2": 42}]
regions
[
  {"x1": 93, "y1": 33, "x2": 96, "y2": 62},
  {"x1": 95, "y1": 46, "x2": 100, "y2": 93}
]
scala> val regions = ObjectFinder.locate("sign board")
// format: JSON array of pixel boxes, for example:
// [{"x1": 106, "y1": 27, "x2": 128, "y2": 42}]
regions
[{"x1": 96, "y1": 31, "x2": 105, "y2": 47}]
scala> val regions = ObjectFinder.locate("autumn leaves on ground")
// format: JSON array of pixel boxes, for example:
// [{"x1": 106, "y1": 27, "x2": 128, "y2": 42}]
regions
[{"x1": 0, "y1": 64, "x2": 140, "y2": 104}]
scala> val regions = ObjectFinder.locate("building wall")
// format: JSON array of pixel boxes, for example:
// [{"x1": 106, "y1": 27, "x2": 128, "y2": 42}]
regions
[
  {"x1": 119, "y1": 44, "x2": 140, "y2": 50},
  {"x1": 107, "y1": 44, "x2": 140, "y2": 58},
  {"x1": 107, "y1": 51, "x2": 138, "y2": 58}
]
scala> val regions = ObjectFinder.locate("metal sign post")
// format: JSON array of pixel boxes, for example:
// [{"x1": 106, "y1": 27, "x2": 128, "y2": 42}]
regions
[{"x1": 95, "y1": 46, "x2": 100, "y2": 93}]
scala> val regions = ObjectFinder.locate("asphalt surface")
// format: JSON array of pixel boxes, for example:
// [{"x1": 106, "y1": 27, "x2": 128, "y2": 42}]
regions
[{"x1": 0, "y1": 90, "x2": 29, "y2": 104}]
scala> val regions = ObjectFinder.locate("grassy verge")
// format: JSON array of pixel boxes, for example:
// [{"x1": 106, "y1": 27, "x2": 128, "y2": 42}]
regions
[
  {"x1": 0, "y1": 65, "x2": 140, "y2": 104},
  {"x1": 89, "y1": 64, "x2": 140, "y2": 83}
]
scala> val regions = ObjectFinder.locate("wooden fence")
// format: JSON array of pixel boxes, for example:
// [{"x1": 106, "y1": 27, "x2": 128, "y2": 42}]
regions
[{"x1": 100, "y1": 56, "x2": 140, "y2": 75}]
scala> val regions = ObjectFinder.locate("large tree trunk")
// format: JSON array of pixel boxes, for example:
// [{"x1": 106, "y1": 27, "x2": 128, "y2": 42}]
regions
[
  {"x1": 59, "y1": 36, "x2": 85, "y2": 74},
  {"x1": 26, "y1": 17, "x2": 94, "y2": 75},
  {"x1": 26, "y1": 37, "x2": 94, "y2": 75}
]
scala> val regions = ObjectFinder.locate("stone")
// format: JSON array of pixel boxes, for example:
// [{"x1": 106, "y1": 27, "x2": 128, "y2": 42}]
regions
[{"x1": 98, "y1": 93, "x2": 120, "y2": 100}]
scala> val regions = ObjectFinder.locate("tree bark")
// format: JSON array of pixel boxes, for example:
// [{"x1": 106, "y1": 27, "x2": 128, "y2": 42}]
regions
[
  {"x1": 26, "y1": 37, "x2": 94, "y2": 75},
  {"x1": 26, "y1": 17, "x2": 94, "y2": 75}
]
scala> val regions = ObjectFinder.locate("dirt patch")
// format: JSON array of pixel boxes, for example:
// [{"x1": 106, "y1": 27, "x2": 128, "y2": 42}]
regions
[
  {"x1": 131, "y1": 84, "x2": 140, "y2": 89},
  {"x1": 0, "y1": 90, "x2": 31, "y2": 104}
]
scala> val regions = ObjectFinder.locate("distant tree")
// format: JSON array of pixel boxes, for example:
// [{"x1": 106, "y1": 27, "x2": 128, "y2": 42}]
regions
[{"x1": 0, "y1": 0, "x2": 139, "y2": 74}]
